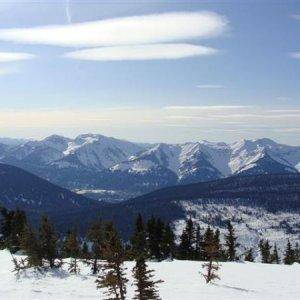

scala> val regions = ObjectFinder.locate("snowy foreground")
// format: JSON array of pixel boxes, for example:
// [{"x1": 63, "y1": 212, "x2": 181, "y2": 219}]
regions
[{"x1": 0, "y1": 250, "x2": 299, "y2": 300}]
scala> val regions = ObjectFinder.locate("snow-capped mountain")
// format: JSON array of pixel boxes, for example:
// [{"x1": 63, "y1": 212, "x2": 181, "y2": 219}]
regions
[
  {"x1": 112, "y1": 138, "x2": 299, "y2": 184},
  {"x1": 0, "y1": 134, "x2": 299, "y2": 194}
]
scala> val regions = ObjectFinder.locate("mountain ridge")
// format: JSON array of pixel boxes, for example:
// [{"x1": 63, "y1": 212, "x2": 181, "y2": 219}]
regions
[{"x1": 0, "y1": 134, "x2": 299, "y2": 195}]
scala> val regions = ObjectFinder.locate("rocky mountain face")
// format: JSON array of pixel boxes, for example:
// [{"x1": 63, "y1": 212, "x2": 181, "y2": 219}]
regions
[{"x1": 0, "y1": 134, "x2": 299, "y2": 196}]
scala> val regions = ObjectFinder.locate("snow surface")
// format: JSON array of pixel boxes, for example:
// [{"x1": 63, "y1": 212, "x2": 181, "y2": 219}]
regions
[{"x1": 0, "y1": 250, "x2": 299, "y2": 300}]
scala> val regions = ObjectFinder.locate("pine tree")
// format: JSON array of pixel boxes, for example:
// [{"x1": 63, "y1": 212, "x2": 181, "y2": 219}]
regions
[
  {"x1": 96, "y1": 222, "x2": 128, "y2": 300},
  {"x1": 283, "y1": 240, "x2": 295, "y2": 265},
  {"x1": 202, "y1": 227, "x2": 214, "y2": 261},
  {"x1": 39, "y1": 215, "x2": 57, "y2": 268},
  {"x1": 244, "y1": 248, "x2": 254, "y2": 262},
  {"x1": 0, "y1": 208, "x2": 27, "y2": 252},
  {"x1": 81, "y1": 241, "x2": 90, "y2": 259},
  {"x1": 161, "y1": 224, "x2": 175, "y2": 260},
  {"x1": 270, "y1": 244, "x2": 280, "y2": 264},
  {"x1": 259, "y1": 239, "x2": 272, "y2": 264},
  {"x1": 20, "y1": 225, "x2": 42, "y2": 268},
  {"x1": 224, "y1": 221, "x2": 238, "y2": 261},
  {"x1": 87, "y1": 220, "x2": 104, "y2": 274},
  {"x1": 178, "y1": 218, "x2": 195, "y2": 260},
  {"x1": 201, "y1": 227, "x2": 220, "y2": 284},
  {"x1": 132, "y1": 257, "x2": 163, "y2": 300},
  {"x1": 294, "y1": 243, "x2": 300, "y2": 263},
  {"x1": 131, "y1": 214, "x2": 147, "y2": 259},
  {"x1": 195, "y1": 225, "x2": 202, "y2": 260},
  {"x1": 213, "y1": 229, "x2": 223, "y2": 261},
  {"x1": 63, "y1": 230, "x2": 80, "y2": 274}
]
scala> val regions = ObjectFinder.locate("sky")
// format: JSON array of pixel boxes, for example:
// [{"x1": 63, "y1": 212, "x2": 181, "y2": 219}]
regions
[{"x1": 0, "y1": 0, "x2": 299, "y2": 145}]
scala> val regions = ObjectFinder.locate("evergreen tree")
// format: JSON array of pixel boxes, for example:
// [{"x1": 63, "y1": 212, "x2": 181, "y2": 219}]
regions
[
  {"x1": 87, "y1": 220, "x2": 103, "y2": 274},
  {"x1": 20, "y1": 224, "x2": 42, "y2": 267},
  {"x1": 147, "y1": 216, "x2": 157, "y2": 259},
  {"x1": 178, "y1": 218, "x2": 195, "y2": 260},
  {"x1": 195, "y1": 225, "x2": 202, "y2": 260},
  {"x1": 270, "y1": 244, "x2": 280, "y2": 264},
  {"x1": 283, "y1": 240, "x2": 295, "y2": 265},
  {"x1": 224, "y1": 221, "x2": 238, "y2": 261},
  {"x1": 213, "y1": 229, "x2": 223, "y2": 261},
  {"x1": 63, "y1": 230, "x2": 80, "y2": 274},
  {"x1": 294, "y1": 243, "x2": 300, "y2": 263},
  {"x1": 202, "y1": 227, "x2": 214, "y2": 261},
  {"x1": 96, "y1": 222, "x2": 128, "y2": 300},
  {"x1": 244, "y1": 248, "x2": 254, "y2": 262},
  {"x1": 0, "y1": 208, "x2": 27, "y2": 252},
  {"x1": 201, "y1": 228, "x2": 220, "y2": 284},
  {"x1": 39, "y1": 215, "x2": 57, "y2": 268},
  {"x1": 259, "y1": 239, "x2": 272, "y2": 264},
  {"x1": 131, "y1": 214, "x2": 147, "y2": 259},
  {"x1": 161, "y1": 224, "x2": 175, "y2": 260},
  {"x1": 81, "y1": 241, "x2": 90, "y2": 259},
  {"x1": 132, "y1": 257, "x2": 163, "y2": 300}
]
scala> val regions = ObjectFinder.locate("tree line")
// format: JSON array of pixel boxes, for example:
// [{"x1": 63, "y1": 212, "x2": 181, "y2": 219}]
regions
[{"x1": 1, "y1": 207, "x2": 300, "y2": 298}]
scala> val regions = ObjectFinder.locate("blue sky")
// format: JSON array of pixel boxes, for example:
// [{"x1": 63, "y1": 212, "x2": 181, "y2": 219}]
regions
[{"x1": 0, "y1": 0, "x2": 299, "y2": 145}]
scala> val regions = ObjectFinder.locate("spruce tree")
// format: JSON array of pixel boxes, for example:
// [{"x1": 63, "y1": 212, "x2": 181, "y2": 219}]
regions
[
  {"x1": 161, "y1": 224, "x2": 175, "y2": 260},
  {"x1": 20, "y1": 225, "x2": 42, "y2": 268},
  {"x1": 244, "y1": 248, "x2": 254, "y2": 262},
  {"x1": 270, "y1": 244, "x2": 280, "y2": 264},
  {"x1": 96, "y1": 222, "x2": 128, "y2": 300},
  {"x1": 81, "y1": 241, "x2": 90, "y2": 259},
  {"x1": 147, "y1": 216, "x2": 157, "y2": 259},
  {"x1": 201, "y1": 227, "x2": 220, "y2": 284},
  {"x1": 39, "y1": 215, "x2": 57, "y2": 268},
  {"x1": 294, "y1": 243, "x2": 300, "y2": 263},
  {"x1": 63, "y1": 230, "x2": 80, "y2": 274},
  {"x1": 213, "y1": 229, "x2": 223, "y2": 261},
  {"x1": 0, "y1": 208, "x2": 27, "y2": 252},
  {"x1": 202, "y1": 227, "x2": 214, "y2": 261},
  {"x1": 224, "y1": 221, "x2": 238, "y2": 261},
  {"x1": 87, "y1": 220, "x2": 104, "y2": 274},
  {"x1": 131, "y1": 214, "x2": 147, "y2": 259},
  {"x1": 132, "y1": 257, "x2": 163, "y2": 300},
  {"x1": 283, "y1": 240, "x2": 295, "y2": 265},
  {"x1": 259, "y1": 239, "x2": 272, "y2": 264},
  {"x1": 178, "y1": 218, "x2": 195, "y2": 260},
  {"x1": 195, "y1": 225, "x2": 202, "y2": 260}
]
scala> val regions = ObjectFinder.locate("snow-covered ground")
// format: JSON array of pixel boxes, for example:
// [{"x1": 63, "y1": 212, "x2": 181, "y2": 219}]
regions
[
  {"x1": 174, "y1": 201, "x2": 300, "y2": 253},
  {"x1": 0, "y1": 250, "x2": 299, "y2": 300}
]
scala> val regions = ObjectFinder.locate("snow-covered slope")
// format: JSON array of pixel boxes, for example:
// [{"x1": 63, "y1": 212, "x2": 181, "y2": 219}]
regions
[{"x1": 0, "y1": 250, "x2": 299, "y2": 300}]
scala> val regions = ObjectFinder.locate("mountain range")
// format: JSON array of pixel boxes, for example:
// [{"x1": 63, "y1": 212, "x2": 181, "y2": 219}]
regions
[{"x1": 0, "y1": 134, "x2": 299, "y2": 199}]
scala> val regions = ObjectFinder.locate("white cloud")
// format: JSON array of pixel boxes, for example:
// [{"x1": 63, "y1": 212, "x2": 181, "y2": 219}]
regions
[
  {"x1": 290, "y1": 52, "x2": 300, "y2": 59},
  {"x1": 196, "y1": 84, "x2": 225, "y2": 89},
  {"x1": 0, "y1": 52, "x2": 35, "y2": 62},
  {"x1": 0, "y1": 11, "x2": 228, "y2": 47},
  {"x1": 64, "y1": 44, "x2": 218, "y2": 61}
]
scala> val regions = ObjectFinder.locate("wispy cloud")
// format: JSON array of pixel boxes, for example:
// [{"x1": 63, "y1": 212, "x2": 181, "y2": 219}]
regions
[
  {"x1": 64, "y1": 44, "x2": 218, "y2": 61},
  {"x1": 0, "y1": 52, "x2": 35, "y2": 62},
  {"x1": 290, "y1": 52, "x2": 300, "y2": 59},
  {"x1": 0, "y1": 11, "x2": 228, "y2": 47},
  {"x1": 164, "y1": 105, "x2": 249, "y2": 111},
  {"x1": 196, "y1": 84, "x2": 225, "y2": 89},
  {"x1": 65, "y1": 0, "x2": 72, "y2": 24},
  {"x1": 291, "y1": 14, "x2": 300, "y2": 20}
]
